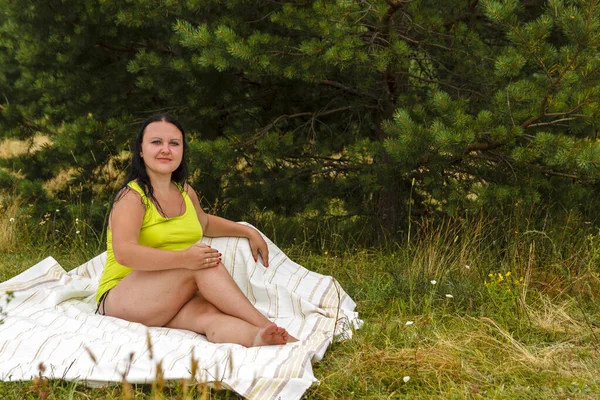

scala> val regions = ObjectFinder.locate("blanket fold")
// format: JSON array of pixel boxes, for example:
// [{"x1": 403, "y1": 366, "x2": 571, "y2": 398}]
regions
[{"x1": 0, "y1": 225, "x2": 361, "y2": 400}]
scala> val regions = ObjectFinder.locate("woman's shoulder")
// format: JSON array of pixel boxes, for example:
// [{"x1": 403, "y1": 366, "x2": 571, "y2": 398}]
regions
[
  {"x1": 181, "y1": 183, "x2": 199, "y2": 199},
  {"x1": 179, "y1": 183, "x2": 202, "y2": 210},
  {"x1": 110, "y1": 183, "x2": 146, "y2": 221},
  {"x1": 127, "y1": 180, "x2": 144, "y2": 194},
  {"x1": 115, "y1": 183, "x2": 141, "y2": 199},
  {"x1": 112, "y1": 181, "x2": 145, "y2": 207}
]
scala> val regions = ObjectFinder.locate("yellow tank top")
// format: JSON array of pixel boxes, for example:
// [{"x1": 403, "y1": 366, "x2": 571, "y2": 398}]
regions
[{"x1": 96, "y1": 181, "x2": 203, "y2": 302}]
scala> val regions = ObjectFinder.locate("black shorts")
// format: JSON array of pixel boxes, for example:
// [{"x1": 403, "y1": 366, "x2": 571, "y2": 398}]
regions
[{"x1": 95, "y1": 289, "x2": 111, "y2": 315}]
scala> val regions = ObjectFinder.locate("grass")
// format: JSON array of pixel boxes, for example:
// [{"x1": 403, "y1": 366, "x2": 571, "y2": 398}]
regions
[{"x1": 1, "y1": 199, "x2": 600, "y2": 399}]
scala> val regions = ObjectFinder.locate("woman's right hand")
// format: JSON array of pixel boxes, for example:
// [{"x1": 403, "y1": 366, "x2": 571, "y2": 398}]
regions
[{"x1": 184, "y1": 243, "x2": 222, "y2": 270}]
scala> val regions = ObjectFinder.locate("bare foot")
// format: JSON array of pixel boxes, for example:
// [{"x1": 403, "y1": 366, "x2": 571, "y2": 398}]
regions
[
  {"x1": 252, "y1": 324, "x2": 287, "y2": 346},
  {"x1": 276, "y1": 326, "x2": 301, "y2": 343},
  {"x1": 286, "y1": 334, "x2": 299, "y2": 343}
]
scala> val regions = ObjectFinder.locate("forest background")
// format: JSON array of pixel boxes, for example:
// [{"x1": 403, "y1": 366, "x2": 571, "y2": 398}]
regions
[{"x1": 1, "y1": 0, "x2": 600, "y2": 398}]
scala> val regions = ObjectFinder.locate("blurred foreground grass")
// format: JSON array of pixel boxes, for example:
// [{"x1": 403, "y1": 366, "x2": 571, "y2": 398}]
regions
[{"x1": 1, "y1": 209, "x2": 600, "y2": 399}]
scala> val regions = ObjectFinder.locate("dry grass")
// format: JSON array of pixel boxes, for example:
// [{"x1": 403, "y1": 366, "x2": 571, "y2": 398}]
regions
[
  {"x1": 0, "y1": 135, "x2": 50, "y2": 158},
  {"x1": 526, "y1": 294, "x2": 590, "y2": 335},
  {"x1": 0, "y1": 194, "x2": 20, "y2": 253},
  {"x1": 308, "y1": 308, "x2": 600, "y2": 399},
  {"x1": 304, "y1": 223, "x2": 600, "y2": 399},
  {"x1": 43, "y1": 150, "x2": 130, "y2": 194},
  {"x1": 0, "y1": 135, "x2": 127, "y2": 196},
  {"x1": 0, "y1": 136, "x2": 52, "y2": 192}
]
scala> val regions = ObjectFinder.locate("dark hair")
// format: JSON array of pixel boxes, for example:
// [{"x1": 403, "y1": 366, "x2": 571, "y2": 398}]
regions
[{"x1": 112, "y1": 114, "x2": 189, "y2": 217}]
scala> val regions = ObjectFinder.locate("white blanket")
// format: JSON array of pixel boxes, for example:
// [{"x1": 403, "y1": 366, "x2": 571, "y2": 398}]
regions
[{"x1": 0, "y1": 226, "x2": 361, "y2": 400}]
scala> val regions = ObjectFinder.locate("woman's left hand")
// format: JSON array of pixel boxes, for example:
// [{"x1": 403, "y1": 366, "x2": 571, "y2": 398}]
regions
[{"x1": 248, "y1": 229, "x2": 269, "y2": 267}]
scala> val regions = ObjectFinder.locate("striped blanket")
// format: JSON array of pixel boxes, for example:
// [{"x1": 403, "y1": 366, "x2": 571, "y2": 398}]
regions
[{"x1": 0, "y1": 225, "x2": 361, "y2": 400}]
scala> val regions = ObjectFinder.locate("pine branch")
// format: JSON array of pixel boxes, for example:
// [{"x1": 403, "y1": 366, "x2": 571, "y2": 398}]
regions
[
  {"x1": 470, "y1": 153, "x2": 502, "y2": 163},
  {"x1": 321, "y1": 80, "x2": 361, "y2": 96},
  {"x1": 245, "y1": 106, "x2": 355, "y2": 145},
  {"x1": 526, "y1": 118, "x2": 577, "y2": 128},
  {"x1": 95, "y1": 42, "x2": 137, "y2": 54},
  {"x1": 544, "y1": 112, "x2": 588, "y2": 117},
  {"x1": 506, "y1": 26, "x2": 553, "y2": 82},
  {"x1": 442, "y1": 0, "x2": 482, "y2": 30},
  {"x1": 320, "y1": 80, "x2": 380, "y2": 101},
  {"x1": 523, "y1": 4, "x2": 596, "y2": 126},
  {"x1": 466, "y1": 141, "x2": 503, "y2": 152},
  {"x1": 523, "y1": 110, "x2": 591, "y2": 129},
  {"x1": 551, "y1": 47, "x2": 582, "y2": 90},
  {"x1": 272, "y1": 163, "x2": 365, "y2": 184},
  {"x1": 521, "y1": 115, "x2": 540, "y2": 129},
  {"x1": 397, "y1": 73, "x2": 487, "y2": 99},
  {"x1": 267, "y1": 51, "x2": 306, "y2": 56},
  {"x1": 95, "y1": 41, "x2": 176, "y2": 55},
  {"x1": 461, "y1": 149, "x2": 582, "y2": 181},
  {"x1": 235, "y1": 72, "x2": 262, "y2": 87},
  {"x1": 544, "y1": 171, "x2": 579, "y2": 179}
]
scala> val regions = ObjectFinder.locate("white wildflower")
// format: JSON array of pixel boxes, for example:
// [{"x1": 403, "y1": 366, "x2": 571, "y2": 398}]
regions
[
  {"x1": 405, "y1": 321, "x2": 414, "y2": 326},
  {"x1": 56, "y1": 209, "x2": 60, "y2": 212},
  {"x1": 403, "y1": 376, "x2": 410, "y2": 383},
  {"x1": 76, "y1": 230, "x2": 80, "y2": 234},
  {"x1": 75, "y1": 218, "x2": 79, "y2": 224},
  {"x1": 465, "y1": 265, "x2": 471, "y2": 269},
  {"x1": 445, "y1": 294, "x2": 454, "y2": 298},
  {"x1": 9, "y1": 218, "x2": 15, "y2": 223},
  {"x1": 430, "y1": 280, "x2": 437, "y2": 285}
]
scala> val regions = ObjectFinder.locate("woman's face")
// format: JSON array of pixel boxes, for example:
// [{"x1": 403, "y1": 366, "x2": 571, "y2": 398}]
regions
[{"x1": 139, "y1": 121, "x2": 184, "y2": 177}]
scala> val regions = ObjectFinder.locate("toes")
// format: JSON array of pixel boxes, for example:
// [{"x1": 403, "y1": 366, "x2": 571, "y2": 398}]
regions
[
  {"x1": 265, "y1": 324, "x2": 278, "y2": 335},
  {"x1": 275, "y1": 327, "x2": 287, "y2": 344},
  {"x1": 286, "y1": 334, "x2": 299, "y2": 343},
  {"x1": 257, "y1": 324, "x2": 291, "y2": 346}
]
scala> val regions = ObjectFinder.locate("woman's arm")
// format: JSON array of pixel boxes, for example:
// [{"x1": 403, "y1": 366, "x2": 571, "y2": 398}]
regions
[
  {"x1": 110, "y1": 188, "x2": 220, "y2": 271},
  {"x1": 186, "y1": 185, "x2": 270, "y2": 266}
]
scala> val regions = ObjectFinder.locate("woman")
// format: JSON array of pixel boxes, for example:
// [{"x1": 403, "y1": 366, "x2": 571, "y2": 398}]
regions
[{"x1": 95, "y1": 114, "x2": 294, "y2": 347}]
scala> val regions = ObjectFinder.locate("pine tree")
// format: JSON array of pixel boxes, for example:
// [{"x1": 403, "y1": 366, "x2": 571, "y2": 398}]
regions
[{"x1": 1, "y1": 0, "x2": 600, "y2": 239}]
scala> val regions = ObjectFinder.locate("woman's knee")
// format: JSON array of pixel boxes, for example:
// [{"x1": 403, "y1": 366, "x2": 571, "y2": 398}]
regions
[
  {"x1": 180, "y1": 294, "x2": 217, "y2": 313},
  {"x1": 169, "y1": 296, "x2": 221, "y2": 329},
  {"x1": 196, "y1": 297, "x2": 220, "y2": 316},
  {"x1": 193, "y1": 263, "x2": 227, "y2": 279}
]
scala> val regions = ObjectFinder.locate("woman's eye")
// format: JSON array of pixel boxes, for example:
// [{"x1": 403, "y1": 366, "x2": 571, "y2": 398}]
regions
[
  {"x1": 170, "y1": 142, "x2": 180, "y2": 146},
  {"x1": 152, "y1": 141, "x2": 161, "y2": 145}
]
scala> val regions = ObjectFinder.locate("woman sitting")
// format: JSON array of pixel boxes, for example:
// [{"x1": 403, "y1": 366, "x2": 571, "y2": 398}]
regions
[{"x1": 95, "y1": 114, "x2": 295, "y2": 347}]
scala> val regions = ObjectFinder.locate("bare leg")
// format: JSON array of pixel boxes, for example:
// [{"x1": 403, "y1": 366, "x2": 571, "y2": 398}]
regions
[
  {"x1": 191, "y1": 264, "x2": 272, "y2": 328},
  {"x1": 103, "y1": 266, "x2": 294, "y2": 344},
  {"x1": 191, "y1": 264, "x2": 298, "y2": 342},
  {"x1": 166, "y1": 295, "x2": 287, "y2": 347},
  {"x1": 104, "y1": 268, "x2": 198, "y2": 326},
  {"x1": 105, "y1": 264, "x2": 271, "y2": 327}
]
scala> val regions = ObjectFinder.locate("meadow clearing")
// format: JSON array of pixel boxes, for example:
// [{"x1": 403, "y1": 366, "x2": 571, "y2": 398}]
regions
[{"x1": 1, "y1": 203, "x2": 599, "y2": 399}]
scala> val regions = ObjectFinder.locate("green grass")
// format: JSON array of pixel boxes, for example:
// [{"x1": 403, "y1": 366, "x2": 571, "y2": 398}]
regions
[{"x1": 1, "y1": 206, "x2": 600, "y2": 399}]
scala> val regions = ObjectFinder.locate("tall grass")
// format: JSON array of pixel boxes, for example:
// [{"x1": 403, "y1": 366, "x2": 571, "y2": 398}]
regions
[
  {"x1": 301, "y1": 213, "x2": 600, "y2": 399},
  {"x1": 1, "y1": 192, "x2": 600, "y2": 399},
  {"x1": 0, "y1": 194, "x2": 20, "y2": 254},
  {"x1": 0, "y1": 191, "x2": 105, "y2": 281}
]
